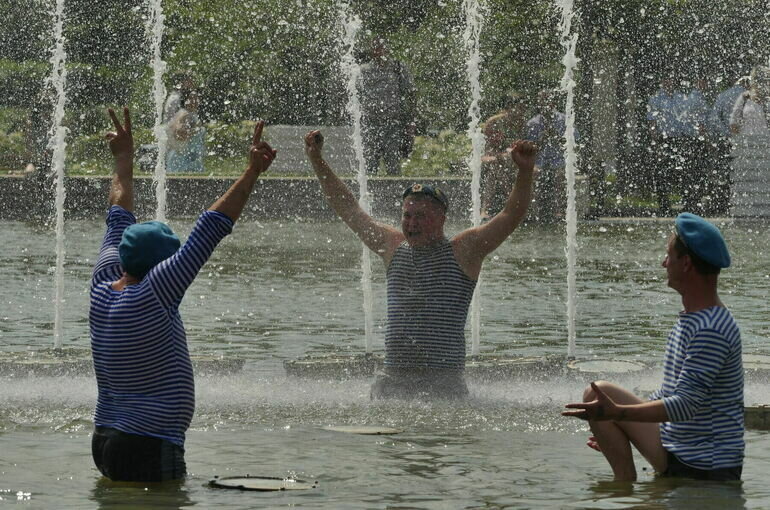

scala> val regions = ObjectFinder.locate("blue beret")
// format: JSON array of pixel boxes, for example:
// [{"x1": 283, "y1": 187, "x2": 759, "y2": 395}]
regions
[
  {"x1": 119, "y1": 221, "x2": 181, "y2": 278},
  {"x1": 674, "y1": 213, "x2": 731, "y2": 268}
]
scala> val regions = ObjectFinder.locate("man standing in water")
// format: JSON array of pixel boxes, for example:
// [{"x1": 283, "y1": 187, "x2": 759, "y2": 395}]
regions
[
  {"x1": 563, "y1": 213, "x2": 743, "y2": 481},
  {"x1": 304, "y1": 129, "x2": 537, "y2": 399},
  {"x1": 90, "y1": 108, "x2": 275, "y2": 482}
]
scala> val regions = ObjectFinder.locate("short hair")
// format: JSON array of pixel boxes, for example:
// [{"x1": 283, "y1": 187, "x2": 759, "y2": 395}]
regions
[{"x1": 673, "y1": 235, "x2": 721, "y2": 275}]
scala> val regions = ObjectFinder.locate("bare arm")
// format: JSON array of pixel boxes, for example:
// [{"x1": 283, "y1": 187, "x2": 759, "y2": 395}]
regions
[
  {"x1": 209, "y1": 121, "x2": 276, "y2": 222},
  {"x1": 563, "y1": 382, "x2": 669, "y2": 423},
  {"x1": 304, "y1": 130, "x2": 403, "y2": 260},
  {"x1": 106, "y1": 108, "x2": 134, "y2": 211},
  {"x1": 453, "y1": 140, "x2": 537, "y2": 278}
]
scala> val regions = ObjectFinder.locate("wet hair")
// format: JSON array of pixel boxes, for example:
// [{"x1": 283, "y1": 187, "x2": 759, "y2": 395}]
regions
[{"x1": 673, "y1": 235, "x2": 720, "y2": 275}]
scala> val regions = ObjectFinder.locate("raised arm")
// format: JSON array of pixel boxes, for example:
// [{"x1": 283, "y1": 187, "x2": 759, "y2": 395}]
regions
[
  {"x1": 209, "y1": 121, "x2": 276, "y2": 222},
  {"x1": 106, "y1": 108, "x2": 134, "y2": 211},
  {"x1": 453, "y1": 140, "x2": 537, "y2": 278},
  {"x1": 304, "y1": 130, "x2": 402, "y2": 259}
]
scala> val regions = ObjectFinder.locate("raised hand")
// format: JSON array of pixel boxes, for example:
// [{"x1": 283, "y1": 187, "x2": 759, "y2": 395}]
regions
[
  {"x1": 304, "y1": 130, "x2": 324, "y2": 163},
  {"x1": 562, "y1": 382, "x2": 622, "y2": 422},
  {"x1": 106, "y1": 107, "x2": 134, "y2": 160},
  {"x1": 247, "y1": 120, "x2": 277, "y2": 175},
  {"x1": 510, "y1": 139, "x2": 538, "y2": 172}
]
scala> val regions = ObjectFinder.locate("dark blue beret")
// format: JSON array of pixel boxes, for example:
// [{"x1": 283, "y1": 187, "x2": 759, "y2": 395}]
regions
[
  {"x1": 675, "y1": 213, "x2": 731, "y2": 268},
  {"x1": 119, "y1": 221, "x2": 181, "y2": 278}
]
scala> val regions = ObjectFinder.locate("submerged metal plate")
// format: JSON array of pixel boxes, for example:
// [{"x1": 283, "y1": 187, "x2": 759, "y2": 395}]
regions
[
  {"x1": 323, "y1": 425, "x2": 403, "y2": 435},
  {"x1": 208, "y1": 475, "x2": 318, "y2": 491}
]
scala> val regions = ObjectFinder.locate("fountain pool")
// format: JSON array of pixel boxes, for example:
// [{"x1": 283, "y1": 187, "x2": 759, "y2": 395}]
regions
[{"x1": 2, "y1": 217, "x2": 769, "y2": 508}]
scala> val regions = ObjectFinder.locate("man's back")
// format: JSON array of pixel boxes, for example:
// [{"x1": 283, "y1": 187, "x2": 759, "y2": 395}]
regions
[
  {"x1": 655, "y1": 306, "x2": 744, "y2": 470},
  {"x1": 90, "y1": 206, "x2": 234, "y2": 447}
]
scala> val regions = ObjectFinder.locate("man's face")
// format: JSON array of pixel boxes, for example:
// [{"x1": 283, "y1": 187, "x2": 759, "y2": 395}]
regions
[
  {"x1": 662, "y1": 234, "x2": 685, "y2": 292},
  {"x1": 401, "y1": 197, "x2": 446, "y2": 247}
]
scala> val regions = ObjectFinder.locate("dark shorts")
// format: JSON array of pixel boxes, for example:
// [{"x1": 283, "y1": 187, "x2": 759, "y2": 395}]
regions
[
  {"x1": 92, "y1": 426, "x2": 186, "y2": 482},
  {"x1": 370, "y1": 367, "x2": 469, "y2": 400},
  {"x1": 661, "y1": 451, "x2": 742, "y2": 482}
]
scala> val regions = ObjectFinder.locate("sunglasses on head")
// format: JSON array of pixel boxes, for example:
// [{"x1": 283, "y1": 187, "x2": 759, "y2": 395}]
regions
[{"x1": 402, "y1": 184, "x2": 449, "y2": 210}]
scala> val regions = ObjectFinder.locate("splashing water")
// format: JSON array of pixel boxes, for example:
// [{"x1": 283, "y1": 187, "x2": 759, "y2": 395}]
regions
[
  {"x1": 556, "y1": 0, "x2": 579, "y2": 359},
  {"x1": 463, "y1": 0, "x2": 485, "y2": 356},
  {"x1": 147, "y1": 0, "x2": 169, "y2": 222},
  {"x1": 47, "y1": 0, "x2": 69, "y2": 349},
  {"x1": 337, "y1": 4, "x2": 374, "y2": 353}
]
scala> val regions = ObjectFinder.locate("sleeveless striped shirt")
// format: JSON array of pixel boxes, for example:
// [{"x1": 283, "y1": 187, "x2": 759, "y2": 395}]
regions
[
  {"x1": 90, "y1": 206, "x2": 233, "y2": 447},
  {"x1": 385, "y1": 239, "x2": 476, "y2": 369},
  {"x1": 650, "y1": 306, "x2": 744, "y2": 470}
]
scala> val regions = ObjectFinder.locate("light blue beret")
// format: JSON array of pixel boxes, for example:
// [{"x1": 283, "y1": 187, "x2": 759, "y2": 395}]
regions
[
  {"x1": 674, "y1": 213, "x2": 731, "y2": 268},
  {"x1": 119, "y1": 221, "x2": 181, "y2": 278}
]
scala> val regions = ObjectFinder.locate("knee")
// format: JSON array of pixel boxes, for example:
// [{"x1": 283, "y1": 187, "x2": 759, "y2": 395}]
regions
[{"x1": 582, "y1": 380, "x2": 610, "y2": 402}]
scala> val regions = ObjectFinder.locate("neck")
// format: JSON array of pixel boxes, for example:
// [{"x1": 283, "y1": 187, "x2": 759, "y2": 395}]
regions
[
  {"x1": 411, "y1": 236, "x2": 445, "y2": 249},
  {"x1": 679, "y1": 280, "x2": 722, "y2": 313},
  {"x1": 112, "y1": 273, "x2": 141, "y2": 291}
]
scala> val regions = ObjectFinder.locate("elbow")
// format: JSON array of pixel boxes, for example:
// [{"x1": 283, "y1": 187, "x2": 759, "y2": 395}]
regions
[{"x1": 663, "y1": 395, "x2": 700, "y2": 422}]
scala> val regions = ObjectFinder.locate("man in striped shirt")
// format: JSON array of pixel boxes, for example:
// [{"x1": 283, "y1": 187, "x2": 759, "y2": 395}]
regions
[
  {"x1": 304, "y1": 129, "x2": 538, "y2": 399},
  {"x1": 563, "y1": 213, "x2": 743, "y2": 481},
  {"x1": 90, "y1": 108, "x2": 276, "y2": 482}
]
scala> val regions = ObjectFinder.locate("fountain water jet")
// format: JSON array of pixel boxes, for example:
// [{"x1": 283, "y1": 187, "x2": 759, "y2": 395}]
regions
[
  {"x1": 462, "y1": 0, "x2": 485, "y2": 357},
  {"x1": 555, "y1": 0, "x2": 579, "y2": 360},
  {"x1": 147, "y1": 0, "x2": 169, "y2": 222},
  {"x1": 47, "y1": 0, "x2": 69, "y2": 350},
  {"x1": 337, "y1": 4, "x2": 374, "y2": 354}
]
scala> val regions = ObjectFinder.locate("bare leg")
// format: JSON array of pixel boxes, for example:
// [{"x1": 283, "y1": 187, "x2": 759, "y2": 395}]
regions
[{"x1": 584, "y1": 381, "x2": 668, "y2": 481}]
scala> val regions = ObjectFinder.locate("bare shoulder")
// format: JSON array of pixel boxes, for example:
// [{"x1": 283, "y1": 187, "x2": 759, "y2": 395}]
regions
[{"x1": 450, "y1": 230, "x2": 483, "y2": 280}]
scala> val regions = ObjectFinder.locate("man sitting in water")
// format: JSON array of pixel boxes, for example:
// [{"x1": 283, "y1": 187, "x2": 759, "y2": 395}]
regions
[
  {"x1": 303, "y1": 129, "x2": 537, "y2": 399},
  {"x1": 563, "y1": 213, "x2": 743, "y2": 482},
  {"x1": 90, "y1": 107, "x2": 276, "y2": 482}
]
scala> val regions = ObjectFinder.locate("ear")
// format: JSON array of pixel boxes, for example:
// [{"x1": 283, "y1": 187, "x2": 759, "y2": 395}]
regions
[{"x1": 681, "y1": 254, "x2": 694, "y2": 272}]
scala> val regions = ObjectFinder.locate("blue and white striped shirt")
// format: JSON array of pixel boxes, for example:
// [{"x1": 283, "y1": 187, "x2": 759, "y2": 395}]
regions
[
  {"x1": 650, "y1": 306, "x2": 744, "y2": 470},
  {"x1": 385, "y1": 239, "x2": 476, "y2": 369},
  {"x1": 89, "y1": 206, "x2": 233, "y2": 447}
]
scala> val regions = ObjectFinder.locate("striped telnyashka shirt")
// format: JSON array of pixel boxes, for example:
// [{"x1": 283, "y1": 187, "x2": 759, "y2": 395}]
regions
[
  {"x1": 650, "y1": 306, "x2": 744, "y2": 470},
  {"x1": 385, "y1": 239, "x2": 476, "y2": 369},
  {"x1": 89, "y1": 206, "x2": 233, "y2": 447}
]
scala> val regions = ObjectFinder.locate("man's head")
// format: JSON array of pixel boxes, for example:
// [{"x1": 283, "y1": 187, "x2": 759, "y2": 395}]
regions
[
  {"x1": 663, "y1": 213, "x2": 730, "y2": 290},
  {"x1": 401, "y1": 184, "x2": 448, "y2": 247},
  {"x1": 660, "y1": 76, "x2": 675, "y2": 94},
  {"x1": 119, "y1": 221, "x2": 181, "y2": 279},
  {"x1": 371, "y1": 37, "x2": 389, "y2": 62},
  {"x1": 171, "y1": 70, "x2": 195, "y2": 92}
]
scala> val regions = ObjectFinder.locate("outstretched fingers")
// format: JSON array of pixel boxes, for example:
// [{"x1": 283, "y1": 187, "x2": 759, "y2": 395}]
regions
[
  {"x1": 122, "y1": 107, "x2": 132, "y2": 134},
  {"x1": 107, "y1": 107, "x2": 132, "y2": 136},
  {"x1": 107, "y1": 108, "x2": 123, "y2": 134},
  {"x1": 253, "y1": 120, "x2": 265, "y2": 145}
]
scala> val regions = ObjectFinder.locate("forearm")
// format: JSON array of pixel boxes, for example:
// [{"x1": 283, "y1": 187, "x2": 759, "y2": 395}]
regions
[
  {"x1": 498, "y1": 168, "x2": 534, "y2": 226},
  {"x1": 109, "y1": 155, "x2": 134, "y2": 211},
  {"x1": 311, "y1": 157, "x2": 363, "y2": 224},
  {"x1": 615, "y1": 400, "x2": 669, "y2": 423},
  {"x1": 208, "y1": 168, "x2": 260, "y2": 222}
]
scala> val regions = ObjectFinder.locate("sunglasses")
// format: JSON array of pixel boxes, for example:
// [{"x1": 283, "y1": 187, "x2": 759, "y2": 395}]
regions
[{"x1": 402, "y1": 184, "x2": 449, "y2": 210}]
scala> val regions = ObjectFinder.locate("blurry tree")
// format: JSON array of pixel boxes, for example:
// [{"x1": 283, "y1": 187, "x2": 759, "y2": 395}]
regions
[
  {"x1": 164, "y1": 0, "x2": 346, "y2": 125},
  {"x1": 2, "y1": 0, "x2": 770, "y2": 181}
]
